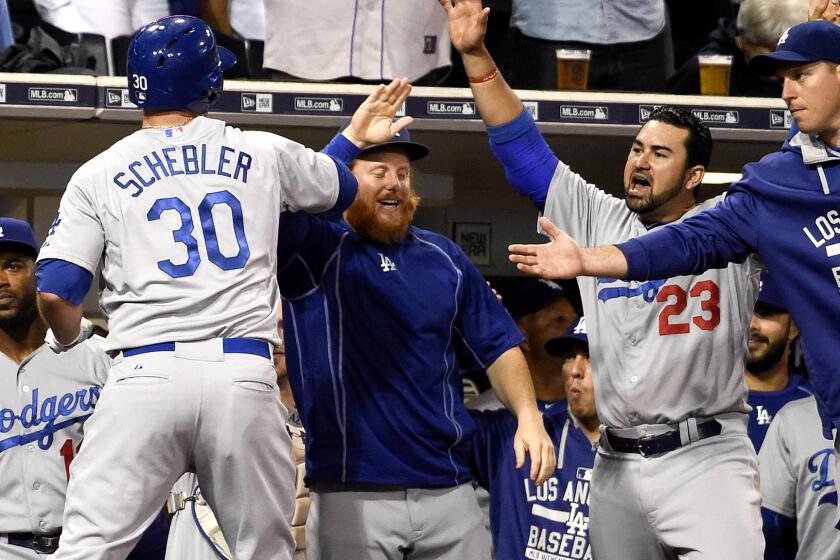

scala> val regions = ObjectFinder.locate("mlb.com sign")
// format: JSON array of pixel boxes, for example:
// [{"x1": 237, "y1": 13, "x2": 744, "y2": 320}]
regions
[{"x1": 294, "y1": 97, "x2": 343, "y2": 112}]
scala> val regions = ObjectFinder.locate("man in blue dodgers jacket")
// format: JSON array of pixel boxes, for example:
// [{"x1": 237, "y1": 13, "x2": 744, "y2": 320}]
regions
[
  {"x1": 507, "y1": 19, "x2": 840, "y2": 505},
  {"x1": 470, "y1": 316, "x2": 597, "y2": 560},
  {"x1": 277, "y1": 88, "x2": 555, "y2": 559}
]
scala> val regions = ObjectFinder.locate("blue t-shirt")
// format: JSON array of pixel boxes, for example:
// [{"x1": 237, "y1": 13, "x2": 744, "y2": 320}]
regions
[
  {"x1": 278, "y1": 215, "x2": 523, "y2": 488},
  {"x1": 747, "y1": 374, "x2": 812, "y2": 452},
  {"x1": 619, "y1": 133, "x2": 840, "y2": 438},
  {"x1": 470, "y1": 406, "x2": 595, "y2": 560}
]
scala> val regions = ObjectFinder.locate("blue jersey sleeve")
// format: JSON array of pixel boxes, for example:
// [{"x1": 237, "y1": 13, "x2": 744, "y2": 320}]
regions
[
  {"x1": 761, "y1": 507, "x2": 797, "y2": 559},
  {"x1": 618, "y1": 187, "x2": 759, "y2": 280},
  {"x1": 452, "y1": 249, "x2": 524, "y2": 369},
  {"x1": 487, "y1": 109, "x2": 558, "y2": 210},
  {"x1": 35, "y1": 258, "x2": 93, "y2": 305}
]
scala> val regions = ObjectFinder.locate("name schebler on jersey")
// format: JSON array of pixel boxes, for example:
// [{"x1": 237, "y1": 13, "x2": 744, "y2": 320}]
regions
[
  {"x1": 111, "y1": 143, "x2": 253, "y2": 198},
  {"x1": 0, "y1": 386, "x2": 100, "y2": 453},
  {"x1": 524, "y1": 467, "x2": 592, "y2": 560}
]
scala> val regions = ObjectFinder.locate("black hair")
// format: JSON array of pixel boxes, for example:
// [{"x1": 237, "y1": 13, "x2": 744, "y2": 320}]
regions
[{"x1": 647, "y1": 106, "x2": 713, "y2": 169}]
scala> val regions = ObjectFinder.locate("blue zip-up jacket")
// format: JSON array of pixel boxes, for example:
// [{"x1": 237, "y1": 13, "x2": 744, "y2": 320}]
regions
[
  {"x1": 276, "y1": 135, "x2": 524, "y2": 488},
  {"x1": 619, "y1": 132, "x2": 840, "y2": 437}
]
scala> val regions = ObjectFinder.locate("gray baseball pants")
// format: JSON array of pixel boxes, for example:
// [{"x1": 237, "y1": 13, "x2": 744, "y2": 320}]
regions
[{"x1": 306, "y1": 481, "x2": 491, "y2": 560}]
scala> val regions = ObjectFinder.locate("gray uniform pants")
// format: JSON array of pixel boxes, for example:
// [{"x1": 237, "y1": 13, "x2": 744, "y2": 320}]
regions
[
  {"x1": 52, "y1": 344, "x2": 295, "y2": 560},
  {"x1": 0, "y1": 540, "x2": 44, "y2": 559},
  {"x1": 590, "y1": 414, "x2": 764, "y2": 560},
  {"x1": 306, "y1": 481, "x2": 491, "y2": 560}
]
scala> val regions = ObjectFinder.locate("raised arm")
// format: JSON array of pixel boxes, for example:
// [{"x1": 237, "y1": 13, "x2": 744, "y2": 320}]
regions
[
  {"x1": 440, "y1": 0, "x2": 561, "y2": 210},
  {"x1": 439, "y1": 0, "x2": 522, "y2": 125}
]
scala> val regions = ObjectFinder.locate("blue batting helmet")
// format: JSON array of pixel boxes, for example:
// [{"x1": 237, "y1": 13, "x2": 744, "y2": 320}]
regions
[{"x1": 127, "y1": 15, "x2": 236, "y2": 114}]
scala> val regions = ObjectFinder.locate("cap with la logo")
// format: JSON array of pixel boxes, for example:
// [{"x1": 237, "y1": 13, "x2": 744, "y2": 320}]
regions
[
  {"x1": 750, "y1": 20, "x2": 840, "y2": 76},
  {"x1": 544, "y1": 316, "x2": 588, "y2": 357},
  {"x1": 0, "y1": 217, "x2": 39, "y2": 258}
]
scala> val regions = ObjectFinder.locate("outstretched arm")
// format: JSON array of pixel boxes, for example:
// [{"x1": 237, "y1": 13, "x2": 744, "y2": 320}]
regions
[{"x1": 508, "y1": 217, "x2": 630, "y2": 279}]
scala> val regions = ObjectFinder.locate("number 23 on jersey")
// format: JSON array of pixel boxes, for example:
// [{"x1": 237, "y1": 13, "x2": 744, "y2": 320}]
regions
[{"x1": 657, "y1": 280, "x2": 721, "y2": 335}]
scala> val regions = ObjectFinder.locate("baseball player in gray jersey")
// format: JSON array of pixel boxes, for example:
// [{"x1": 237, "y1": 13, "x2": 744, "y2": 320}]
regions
[
  {"x1": 0, "y1": 218, "x2": 110, "y2": 559},
  {"x1": 29, "y1": 14, "x2": 408, "y2": 560},
  {"x1": 444, "y1": 1, "x2": 763, "y2": 557},
  {"x1": 759, "y1": 396, "x2": 840, "y2": 559}
]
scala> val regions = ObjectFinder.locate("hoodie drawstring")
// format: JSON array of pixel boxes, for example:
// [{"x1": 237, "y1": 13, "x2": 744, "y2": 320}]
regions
[{"x1": 817, "y1": 164, "x2": 831, "y2": 195}]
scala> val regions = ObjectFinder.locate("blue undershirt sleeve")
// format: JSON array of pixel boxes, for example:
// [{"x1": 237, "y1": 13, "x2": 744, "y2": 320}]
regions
[
  {"x1": 487, "y1": 109, "x2": 559, "y2": 211},
  {"x1": 36, "y1": 259, "x2": 93, "y2": 305},
  {"x1": 320, "y1": 135, "x2": 360, "y2": 221},
  {"x1": 761, "y1": 507, "x2": 797, "y2": 559},
  {"x1": 322, "y1": 133, "x2": 362, "y2": 166}
]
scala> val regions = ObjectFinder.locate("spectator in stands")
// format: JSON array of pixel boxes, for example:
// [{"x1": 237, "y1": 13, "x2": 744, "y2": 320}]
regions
[
  {"x1": 263, "y1": 0, "x2": 451, "y2": 85},
  {"x1": 468, "y1": 277, "x2": 578, "y2": 411},
  {"x1": 668, "y1": 0, "x2": 809, "y2": 96},
  {"x1": 507, "y1": 0, "x2": 672, "y2": 91},
  {"x1": 30, "y1": 0, "x2": 168, "y2": 72}
]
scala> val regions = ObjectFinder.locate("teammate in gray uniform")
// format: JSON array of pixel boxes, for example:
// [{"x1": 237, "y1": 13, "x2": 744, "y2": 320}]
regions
[
  {"x1": 30, "y1": 14, "x2": 400, "y2": 560},
  {"x1": 442, "y1": 1, "x2": 764, "y2": 557},
  {"x1": 0, "y1": 218, "x2": 110, "y2": 559},
  {"x1": 759, "y1": 396, "x2": 840, "y2": 559}
]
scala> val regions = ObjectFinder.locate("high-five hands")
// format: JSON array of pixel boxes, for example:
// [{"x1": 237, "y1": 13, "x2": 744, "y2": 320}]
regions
[{"x1": 342, "y1": 78, "x2": 414, "y2": 148}]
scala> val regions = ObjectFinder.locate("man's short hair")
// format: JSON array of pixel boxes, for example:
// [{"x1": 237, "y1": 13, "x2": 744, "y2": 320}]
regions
[
  {"x1": 736, "y1": 0, "x2": 809, "y2": 47},
  {"x1": 648, "y1": 106, "x2": 713, "y2": 169}
]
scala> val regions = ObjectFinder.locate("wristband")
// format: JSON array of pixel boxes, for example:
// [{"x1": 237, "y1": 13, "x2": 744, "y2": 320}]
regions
[{"x1": 468, "y1": 67, "x2": 499, "y2": 84}]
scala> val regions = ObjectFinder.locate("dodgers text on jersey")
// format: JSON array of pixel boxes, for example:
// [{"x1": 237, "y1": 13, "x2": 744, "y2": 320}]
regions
[{"x1": 0, "y1": 386, "x2": 100, "y2": 453}]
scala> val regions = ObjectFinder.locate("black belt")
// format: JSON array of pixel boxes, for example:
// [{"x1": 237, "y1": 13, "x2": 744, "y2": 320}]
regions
[
  {"x1": 6, "y1": 531, "x2": 61, "y2": 554},
  {"x1": 606, "y1": 420, "x2": 722, "y2": 457}
]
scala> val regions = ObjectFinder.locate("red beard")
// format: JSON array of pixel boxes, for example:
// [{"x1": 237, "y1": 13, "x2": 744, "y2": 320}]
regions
[{"x1": 344, "y1": 191, "x2": 420, "y2": 244}]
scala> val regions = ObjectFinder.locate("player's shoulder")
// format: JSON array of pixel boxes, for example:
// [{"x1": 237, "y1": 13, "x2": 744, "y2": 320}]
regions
[
  {"x1": 409, "y1": 227, "x2": 466, "y2": 261},
  {"x1": 775, "y1": 395, "x2": 818, "y2": 425}
]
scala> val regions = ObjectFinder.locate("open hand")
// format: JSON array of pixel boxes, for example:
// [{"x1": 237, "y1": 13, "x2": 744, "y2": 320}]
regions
[
  {"x1": 508, "y1": 217, "x2": 584, "y2": 279},
  {"x1": 809, "y1": 0, "x2": 840, "y2": 24},
  {"x1": 343, "y1": 78, "x2": 414, "y2": 148},
  {"x1": 514, "y1": 412, "x2": 557, "y2": 487},
  {"x1": 438, "y1": 0, "x2": 490, "y2": 55}
]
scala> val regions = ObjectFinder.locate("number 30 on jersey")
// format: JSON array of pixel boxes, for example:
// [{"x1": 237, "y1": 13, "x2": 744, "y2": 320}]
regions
[{"x1": 148, "y1": 190, "x2": 250, "y2": 278}]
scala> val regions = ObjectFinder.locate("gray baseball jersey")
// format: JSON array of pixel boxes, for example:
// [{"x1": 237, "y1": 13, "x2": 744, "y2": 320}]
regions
[
  {"x1": 759, "y1": 396, "x2": 840, "y2": 559},
  {"x1": 263, "y1": 0, "x2": 450, "y2": 81},
  {"x1": 39, "y1": 115, "x2": 341, "y2": 352},
  {"x1": 543, "y1": 161, "x2": 761, "y2": 428},
  {"x1": 0, "y1": 337, "x2": 110, "y2": 535}
]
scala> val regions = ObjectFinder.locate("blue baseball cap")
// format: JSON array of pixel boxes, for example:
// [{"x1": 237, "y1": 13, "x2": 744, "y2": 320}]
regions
[
  {"x1": 545, "y1": 316, "x2": 588, "y2": 356},
  {"x1": 750, "y1": 20, "x2": 840, "y2": 76},
  {"x1": 755, "y1": 271, "x2": 788, "y2": 312},
  {"x1": 342, "y1": 125, "x2": 430, "y2": 162},
  {"x1": 0, "y1": 218, "x2": 39, "y2": 258}
]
